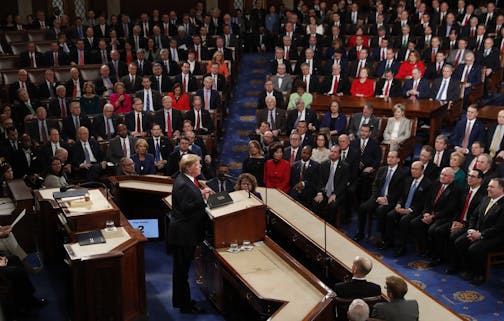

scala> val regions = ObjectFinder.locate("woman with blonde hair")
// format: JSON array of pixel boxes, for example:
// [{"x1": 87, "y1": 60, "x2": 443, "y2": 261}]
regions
[
  {"x1": 382, "y1": 104, "x2": 412, "y2": 151},
  {"x1": 131, "y1": 139, "x2": 156, "y2": 175},
  {"x1": 207, "y1": 51, "x2": 230, "y2": 78}
]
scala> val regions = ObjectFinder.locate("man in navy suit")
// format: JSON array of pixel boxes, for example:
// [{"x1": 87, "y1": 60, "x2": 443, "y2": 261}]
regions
[
  {"x1": 402, "y1": 67, "x2": 431, "y2": 99},
  {"x1": 333, "y1": 256, "x2": 381, "y2": 298},
  {"x1": 154, "y1": 96, "x2": 183, "y2": 137},
  {"x1": 175, "y1": 62, "x2": 198, "y2": 93},
  {"x1": 92, "y1": 104, "x2": 120, "y2": 141},
  {"x1": 430, "y1": 64, "x2": 461, "y2": 103},
  {"x1": 289, "y1": 145, "x2": 320, "y2": 206},
  {"x1": 206, "y1": 164, "x2": 236, "y2": 193},
  {"x1": 120, "y1": 63, "x2": 143, "y2": 94},
  {"x1": 124, "y1": 98, "x2": 152, "y2": 138},
  {"x1": 453, "y1": 52, "x2": 482, "y2": 100},
  {"x1": 71, "y1": 126, "x2": 106, "y2": 180},
  {"x1": 286, "y1": 100, "x2": 318, "y2": 134},
  {"x1": 44, "y1": 42, "x2": 69, "y2": 67},
  {"x1": 195, "y1": 77, "x2": 221, "y2": 110},
  {"x1": 61, "y1": 101, "x2": 91, "y2": 142},
  {"x1": 451, "y1": 105, "x2": 486, "y2": 155}
]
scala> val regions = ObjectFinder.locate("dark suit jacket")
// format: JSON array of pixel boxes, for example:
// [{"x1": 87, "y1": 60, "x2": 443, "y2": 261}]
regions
[
  {"x1": 450, "y1": 118, "x2": 486, "y2": 148},
  {"x1": 206, "y1": 178, "x2": 236, "y2": 193},
  {"x1": 456, "y1": 186, "x2": 486, "y2": 225},
  {"x1": 150, "y1": 74, "x2": 172, "y2": 93},
  {"x1": 154, "y1": 108, "x2": 184, "y2": 134},
  {"x1": 257, "y1": 90, "x2": 285, "y2": 110},
  {"x1": 423, "y1": 182, "x2": 463, "y2": 222},
  {"x1": 203, "y1": 73, "x2": 226, "y2": 92},
  {"x1": 318, "y1": 159, "x2": 349, "y2": 197},
  {"x1": 195, "y1": 89, "x2": 221, "y2": 110},
  {"x1": 347, "y1": 46, "x2": 369, "y2": 61},
  {"x1": 37, "y1": 81, "x2": 57, "y2": 99},
  {"x1": 476, "y1": 48, "x2": 500, "y2": 70},
  {"x1": 453, "y1": 64, "x2": 483, "y2": 96},
  {"x1": 124, "y1": 111, "x2": 153, "y2": 134},
  {"x1": 374, "y1": 78, "x2": 402, "y2": 97},
  {"x1": 165, "y1": 150, "x2": 197, "y2": 177},
  {"x1": 376, "y1": 59, "x2": 401, "y2": 78},
  {"x1": 94, "y1": 24, "x2": 111, "y2": 39},
  {"x1": 19, "y1": 51, "x2": 44, "y2": 68},
  {"x1": 91, "y1": 114, "x2": 120, "y2": 139},
  {"x1": 424, "y1": 161, "x2": 441, "y2": 182},
  {"x1": 286, "y1": 109, "x2": 318, "y2": 134},
  {"x1": 486, "y1": 123, "x2": 504, "y2": 154},
  {"x1": 135, "y1": 59, "x2": 153, "y2": 76},
  {"x1": 147, "y1": 136, "x2": 174, "y2": 161},
  {"x1": 256, "y1": 108, "x2": 287, "y2": 134},
  {"x1": 424, "y1": 61, "x2": 445, "y2": 80},
  {"x1": 348, "y1": 59, "x2": 374, "y2": 78},
  {"x1": 469, "y1": 196, "x2": 504, "y2": 241},
  {"x1": 28, "y1": 119, "x2": 59, "y2": 144},
  {"x1": 210, "y1": 48, "x2": 233, "y2": 61},
  {"x1": 48, "y1": 97, "x2": 72, "y2": 118},
  {"x1": 288, "y1": 159, "x2": 319, "y2": 200},
  {"x1": 174, "y1": 73, "x2": 198, "y2": 92},
  {"x1": 184, "y1": 109, "x2": 213, "y2": 135},
  {"x1": 372, "y1": 299, "x2": 419, "y2": 321},
  {"x1": 297, "y1": 74, "x2": 321, "y2": 94},
  {"x1": 61, "y1": 114, "x2": 92, "y2": 141},
  {"x1": 64, "y1": 78, "x2": 85, "y2": 97},
  {"x1": 44, "y1": 49, "x2": 69, "y2": 66},
  {"x1": 71, "y1": 139, "x2": 103, "y2": 167},
  {"x1": 348, "y1": 113, "x2": 380, "y2": 139},
  {"x1": 108, "y1": 60, "x2": 128, "y2": 78},
  {"x1": 402, "y1": 78, "x2": 431, "y2": 99},
  {"x1": 120, "y1": 74, "x2": 143, "y2": 94},
  {"x1": 95, "y1": 77, "x2": 117, "y2": 96},
  {"x1": 397, "y1": 176, "x2": 432, "y2": 215},
  {"x1": 321, "y1": 75, "x2": 351, "y2": 95},
  {"x1": 135, "y1": 89, "x2": 163, "y2": 111},
  {"x1": 106, "y1": 136, "x2": 137, "y2": 164},
  {"x1": 333, "y1": 278, "x2": 381, "y2": 298},
  {"x1": 430, "y1": 77, "x2": 460, "y2": 102},
  {"x1": 70, "y1": 48, "x2": 93, "y2": 65},
  {"x1": 131, "y1": 153, "x2": 156, "y2": 175},
  {"x1": 270, "y1": 58, "x2": 293, "y2": 74},
  {"x1": 437, "y1": 23, "x2": 460, "y2": 38},
  {"x1": 370, "y1": 166, "x2": 406, "y2": 204},
  {"x1": 282, "y1": 147, "x2": 302, "y2": 162},
  {"x1": 9, "y1": 81, "x2": 38, "y2": 103},
  {"x1": 13, "y1": 100, "x2": 40, "y2": 130},
  {"x1": 352, "y1": 137, "x2": 381, "y2": 170}
]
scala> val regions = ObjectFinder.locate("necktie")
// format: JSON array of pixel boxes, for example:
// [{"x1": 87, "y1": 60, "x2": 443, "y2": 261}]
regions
[
  {"x1": 436, "y1": 80, "x2": 447, "y2": 100},
  {"x1": 384, "y1": 80, "x2": 390, "y2": 96},
  {"x1": 484, "y1": 199, "x2": 495, "y2": 216},
  {"x1": 361, "y1": 140, "x2": 366, "y2": 154},
  {"x1": 54, "y1": 52, "x2": 59, "y2": 66},
  {"x1": 145, "y1": 92, "x2": 151, "y2": 112},
  {"x1": 356, "y1": 61, "x2": 364, "y2": 77},
  {"x1": 300, "y1": 162, "x2": 306, "y2": 181},
  {"x1": 404, "y1": 179, "x2": 418, "y2": 209},
  {"x1": 455, "y1": 51, "x2": 461, "y2": 66},
  {"x1": 205, "y1": 91, "x2": 210, "y2": 110},
  {"x1": 21, "y1": 81, "x2": 25, "y2": 89},
  {"x1": 381, "y1": 49, "x2": 385, "y2": 60},
  {"x1": 163, "y1": 23, "x2": 168, "y2": 36},
  {"x1": 381, "y1": 168, "x2": 393, "y2": 197},
  {"x1": 78, "y1": 51, "x2": 84, "y2": 65},
  {"x1": 462, "y1": 121, "x2": 471, "y2": 149},
  {"x1": 290, "y1": 150, "x2": 295, "y2": 164},
  {"x1": 105, "y1": 118, "x2": 111, "y2": 137},
  {"x1": 122, "y1": 139, "x2": 127, "y2": 157},
  {"x1": 73, "y1": 82, "x2": 78, "y2": 97},
  {"x1": 332, "y1": 76, "x2": 339, "y2": 94},
  {"x1": 213, "y1": 75, "x2": 218, "y2": 90},
  {"x1": 413, "y1": 80, "x2": 418, "y2": 91},
  {"x1": 102, "y1": 51, "x2": 107, "y2": 64},
  {"x1": 434, "y1": 185, "x2": 446, "y2": 204},
  {"x1": 431, "y1": 50, "x2": 436, "y2": 63},
  {"x1": 195, "y1": 47, "x2": 199, "y2": 61},
  {"x1": 195, "y1": 111, "x2": 201, "y2": 131},
  {"x1": 60, "y1": 99, "x2": 67, "y2": 118},
  {"x1": 31, "y1": 53, "x2": 36, "y2": 67},
  {"x1": 166, "y1": 111, "x2": 172, "y2": 137},
  {"x1": 40, "y1": 121, "x2": 48, "y2": 143},
  {"x1": 325, "y1": 162, "x2": 336, "y2": 197},
  {"x1": 124, "y1": 24, "x2": 129, "y2": 37},
  {"x1": 434, "y1": 151, "x2": 441, "y2": 166},
  {"x1": 157, "y1": 77, "x2": 162, "y2": 92},
  {"x1": 294, "y1": 112, "x2": 302, "y2": 129},
  {"x1": 269, "y1": 110, "x2": 275, "y2": 130},
  {"x1": 74, "y1": 116, "x2": 80, "y2": 129},
  {"x1": 155, "y1": 140, "x2": 161, "y2": 162},
  {"x1": 460, "y1": 190, "x2": 473, "y2": 221},
  {"x1": 193, "y1": 177, "x2": 199, "y2": 188},
  {"x1": 136, "y1": 113, "x2": 142, "y2": 132},
  {"x1": 83, "y1": 143, "x2": 91, "y2": 164},
  {"x1": 490, "y1": 125, "x2": 502, "y2": 157},
  {"x1": 341, "y1": 150, "x2": 346, "y2": 161},
  {"x1": 470, "y1": 28, "x2": 475, "y2": 37},
  {"x1": 285, "y1": 47, "x2": 289, "y2": 60},
  {"x1": 462, "y1": 66, "x2": 470, "y2": 82},
  {"x1": 182, "y1": 75, "x2": 187, "y2": 93}
]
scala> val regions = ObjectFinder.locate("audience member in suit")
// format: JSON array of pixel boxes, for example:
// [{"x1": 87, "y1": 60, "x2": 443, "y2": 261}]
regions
[
  {"x1": 347, "y1": 104, "x2": 380, "y2": 140},
  {"x1": 411, "y1": 167, "x2": 463, "y2": 264},
  {"x1": 70, "y1": 126, "x2": 106, "y2": 180},
  {"x1": 282, "y1": 132, "x2": 302, "y2": 165},
  {"x1": 286, "y1": 100, "x2": 318, "y2": 135},
  {"x1": 385, "y1": 161, "x2": 433, "y2": 255},
  {"x1": 195, "y1": 76, "x2": 222, "y2": 110},
  {"x1": 372, "y1": 276, "x2": 419, "y2": 321},
  {"x1": 134, "y1": 50, "x2": 153, "y2": 76},
  {"x1": 10, "y1": 133, "x2": 41, "y2": 178},
  {"x1": 464, "y1": 142, "x2": 485, "y2": 173},
  {"x1": 191, "y1": 35, "x2": 210, "y2": 61},
  {"x1": 289, "y1": 145, "x2": 319, "y2": 204},
  {"x1": 61, "y1": 101, "x2": 92, "y2": 142},
  {"x1": 1, "y1": 128, "x2": 22, "y2": 168},
  {"x1": 211, "y1": 37, "x2": 233, "y2": 61},
  {"x1": 135, "y1": 76, "x2": 162, "y2": 112},
  {"x1": 333, "y1": 256, "x2": 381, "y2": 298},
  {"x1": 269, "y1": 47, "x2": 292, "y2": 74},
  {"x1": 37, "y1": 69, "x2": 58, "y2": 100},
  {"x1": 348, "y1": 49, "x2": 374, "y2": 78},
  {"x1": 270, "y1": 64, "x2": 293, "y2": 93},
  {"x1": 165, "y1": 136, "x2": 197, "y2": 177},
  {"x1": 49, "y1": 85, "x2": 72, "y2": 118},
  {"x1": 19, "y1": 42, "x2": 44, "y2": 68},
  {"x1": 13, "y1": 90, "x2": 39, "y2": 132},
  {"x1": 455, "y1": 177, "x2": 504, "y2": 285},
  {"x1": 312, "y1": 145, "x2": 350, "y2": 225},
  {"x1": 147, "y1": 124, "x2": 174, "y2": 172},
  {"x1": 44, "y1": 42, "x2": 69, "y2": 67},
  {"x1": 418, "y1": 145, "x2": 441, "y2": 182},
  {"x1": 174, "y1": 62, "x2": 198, "y2": 93},
  {"x1": 150, "y1": 63, "x2": 172, "y2": 93},
  {"x1": 354, "y1": 151, "x2": 406, "y2": 241},
  {"x1": 206, "y1": 164, "x2": 236, "y2": 193},
  {"x1": 446, "y1": 40, "x2": 471, "y2": 66},
  {"x1": 108, "y1": 50, "x2": 128, "y2": 80},
  {"x1": 70, "y1": 39, "x2": 93, "y2": 66},
  {"x1": 9, "y1": 69, "x2": 38, "y2": 103},
  {"x1": 257, "y1": 80, "x2": 285, "y2": 110},
  {"x1": 476, "y1": 38, "x2": 500, "y2": 75},
  {"x1": 167, "y1": 153, "x2": 210, "y2": 314},
  {"x1": 424, "y1": 51, "x2": 446, "y2": 80},
  {"x1": 120, "y1": 63, "x2": 143, "y2": 94},
  {"x1": 154, "y1": 96, "x2": 184, "y2": 137},
  {"x1": 106, "y1": 124, "x2": 137, "y2": 166},
  {"x1": 453, "y1": 52, "x2": 482, "y2": 100},
  {"x1": 375, "y1": 49, "x2": 401, "y2": 78},
  {"x1": 451, "y1": 105, "x2": 486, "y2": 155},
  {"x1": 93, "y1": 16, "x2": 110, "y2": 39},
  {"x1": 374, "y1": 69, "x2": 402, "y2": 98},
  {"x1": 430, "y1": 64, "x2": 461, "y2": 103},
  {"x1": 95, "y1": 65, "x2": 117, "y2": 97},
  {"x1": 92, "y1": 104, "x2": 120, "y2": 141},
  {"x1": 402, "y1": 68, "x2": 431, "y2": 99},
  {"x1": 39, "y1": 128, "x2": 71, "y2": 171},
  {"x1": 124, "y1": 98, "x2": 153, "y2": 138},
  {"x1": 204, "y1": 63, "x2": 227, "y2": 92},
  {"x1": 83, "y1": 27, "x2": 98, "y2": 50},
  {"x1": 256, "y1": 96, "x2": 287, "y2": 136},
  {"x1": 486, "y1": 109, "x2": 504, "y2": 158},
  {"x1": 446, "y1": 169, "x2": 486, "y2": 274},
  {"x1": 184, "y1": 96, "x2": 213, "y2": 135},
  {"x1": 294, "y1": 48, "x2": 321, "y2": 75},
  {"x1": 322, "y1": 63, "x2": 350, "y2": 96},
  {"x1": 131, "y1": 138, "x2": 156, "y2": 175},
  {"x1": 64, "y1": 67, "x2": 85, "y2": 98},
  {"x1": 28, "y1": 107, "x2": 59, "y2": 146},
  {"x1": 347, "y1": 37, "x2": 368, "y2": 61}
]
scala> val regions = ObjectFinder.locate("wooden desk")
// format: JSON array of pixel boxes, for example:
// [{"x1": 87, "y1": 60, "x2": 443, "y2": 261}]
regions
[
  {"x1": 258, "y1": 187, "x2": 464, "y2": 321},
  {"x1": 311, "y1": 95, "x2": 446, "y2": 145},
  {"x1": 476, "y1": 105, "x2": 504, "y2": 123}
]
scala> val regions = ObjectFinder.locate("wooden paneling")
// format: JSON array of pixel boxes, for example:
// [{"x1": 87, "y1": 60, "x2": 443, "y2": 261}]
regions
[
  {"x1": 2, "y1": 1, "x2": 18, "y2": 15},
  {"x1": 112, "y1": 0, "x2": 200, "y2": 16}
]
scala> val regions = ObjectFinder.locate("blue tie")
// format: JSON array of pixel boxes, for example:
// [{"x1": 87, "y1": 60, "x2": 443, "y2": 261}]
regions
[
  {"x1": 155, "y1": 140, "x2": 160, "y2": 162},
  {"x1": 404, "y1": 179, "x2": 418, "y2": 209},
  {"x1": 381, "y1": 168, "x2": 393, "y2": 197},
  {"x1": 436, "y1": 80, "x2": 447, "y2": 100},
  {"x1": 146, "y1": 93, "x2": 151, "y2": 112},
  {"x1": 83, "y1": 143, "x2": 91, "y2": 164}
]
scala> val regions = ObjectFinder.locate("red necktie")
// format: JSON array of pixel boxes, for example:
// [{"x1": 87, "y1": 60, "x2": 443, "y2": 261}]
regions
[
  {"x1": 122, "y1": 139, "x2": 127, "y2": 157},
  {"x1": 381, "y1": 49, "x2": 385, "y2": 60},
  {"x1": 459, "y1": 190, "x2": 472, "y2": 221},
  {"x1": 384, "y1": 80, "x2": 390, "y2": 96},
  {"x1": 60, "y1": 99, "x2": 67, "y2": 118},
  {"x1": 166, "y1": 111, "x2": 172, "y2": 137},
  {"x1": 195, "y1": 111, "x2": 201, "y2": 131},
  {"x1": 72, "y1": 82, "x2": 77, "y2": 97},
  {"x1": 437, "y1": 63, "x2": 441, "y2": 73},
  {"x1": 464, "y1": 16, "x2": 469, "y2": 25},
  {"x1": 194, "y1": 177, "x2": 199, "y2": 188},
  {"x1": 136, "y1": 113, "x2": 142, "y2": 132},
  {"x1": 285, "y1": 47, "x2": 289, "y2": 60},
  {"x1": 470, "y1": 29, "x2": 475, "y2": 37},
  {"x1": 21, "y1": 82, "x2": 25, "y2": 89},
  {"x1": 182, "y1": 75, "x2": 187, "y2": 94},
  {"x1": 431, "y1": 50, "x2": 435, "y2": 63},
  {"x1": 434, "y1": 185, "x2": 446, "y2": 204},
  {"x1": 79, "y1": 51, "x2": 84, "y2": 65},
  {"x1": 455, "y1": 51, "x2": 462, "y2": 66},
  {"x1": 332, "y1": 76, "x2": 339, "y2": 94},
  {"x1": 290, "y1": 150, "x2": 295, "y2": 164},
  {"x1": 413, "y1": 80, "x2": 418, "y2": 91},
  {"x1": 473, "y1": 159, "x2": 478, "y2": 169}
]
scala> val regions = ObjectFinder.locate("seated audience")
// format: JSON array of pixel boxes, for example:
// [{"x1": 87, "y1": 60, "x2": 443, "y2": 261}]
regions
[
  {"x1": 118, "y1": 157, "x2": 137, "y2": 176},
  {"x1": 372, "y1": 276, "x2": 419, "y2": 321},
  {"x1": 347, "y1": 299, "x2": 369, "y2": 321},
  {"x1": 206, "y1": 164, "x2": 236, "y2": 192},
  {"x1": 235, "y1": 173, "x2": 261, "y2": 199},
  {"x1": 131, "y1": 139, "x2": 156, "y2": 175},
  {"x1": 288, "y1": 81, "x2": 313, "y2": 110},
  {"x1": 167, "y1": 83, "x2": 190, "y2": 111},
  {"x1": 106, "y1": 124, "x2": 137, "y2": 166},
  {"x1": 289, "y1": 145, "x2": 319, "y2": 205},
  {"x1": 311, "y1": 133, "x2": 330, "y2": 164},
  {"x1": 333, "y1": 256, "x2": 381, "y2": 298},
  {"x1": 44, "y1": 157, "x2": 68, "y2": 188},
  {"x1": 375, "y1": 69, "x2": 402, "y2": 98},
  {"x1": 320, "y1": 100, "x2": 347, "y2": 140},
  {"x1": 264, "y1": 142, "x2": 290, "y2": 193},
  {"x1": 350, "y1": 68, "x2": 374, "y2": 98},
  {"x1": 382, "y1": 104, "x2": 412, "y2": 151},
  {"x1": 242, "y1": 140, "x2": 266, "y2": 187},
  {"x1": 395, "y1": 50, "x2": 425, "y2": 80},
  {"x1": 450, "y1": 151, "x2": 467, "y2": 189},
  {"x1": 110, "y1": 82, "x2": 133, "y2": 114}
]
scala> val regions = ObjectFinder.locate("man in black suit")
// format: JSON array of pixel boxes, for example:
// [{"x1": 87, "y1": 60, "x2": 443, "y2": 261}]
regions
[
  {"x1": 417, "y1": 145, "x2": 440, "y2": 182},
  {"x1": 348, "y1": 48, "x2": 374, "y2": 78},
  {"x1": 355, "y1": 151, "x2": 406, "y2": 241},
  {"x1": 70, "y1": 39, "x2": 93, "y2": 66},
  {"x1": 455, "y1": 177, "x2": 504, "y2": 284},
  {"x1": 124, "y1": 98, "x2": 152, "y2": 138},
  {"x1": 195, "y1": 77, "x2": 221, "y2": 110},
  {"x1": 168, "y1": 154, "x2": 211, "y2": 314},
  {"x1": 44, "y1": 42, "x2": 69, "y2": 67},
  {"x1": 94, "y1": 16, "x2": 110, "y2": 39},
  {"x1": 323, "y1": 63, "x2": 350, "y2": 96},
  {"x1": 333, "y1": 256, "x2": 381, "y2": 298},
  {"x1": 154, "y1": 96, "x2": 183, "y2": 138},
  {"x1": 70, "y1": 126, "x2": 106, "y2": 180},
  {"x1": 211, "y1": 37, "x2": 233, "y2": 61},
  {"x1": 256, "y1": 96, "x2": 287, "y2": 136},
  {"x1": 270, "y1": 47, "x2": 292, "y2": 74},
  {"x1": 446, "y1": 169, "x2": 486, "y2": 274},
  {"x1": 148, "y1": 124, "x2": 174, "y2": 172},
  {"x1": 174, "y1": 62, "x2": 198, "y2": 93},
  {"x1": 184, "y1": 96, "x2": 213, "y2": 136},
  {"x1": 289, "y1": 146, "x2": 320, "y2": 206},
  {"x1": 402, "y1": 67, "x2": 431, "y2": 99},
  {"x1": 312, "y1": 145, "x2": 350, "y2": 225},
  {"x1": 283, "y1": 132, "x2": 302, "y2": 164},
  {"x1": 13, "y1": 90, "x2": 39, "y2": 132},
  {"x1": 84, "y1": 26, "x2": 98, "y2": 51},
  {"x1": 150, "y1": 63, "x2": 172, "y2": 94},
  {"x1": 206, "y1": 164, "x2": 236, "y2": 193},
  {"x1": 430, "y1": 64, "x2": 460, "y2": 103},
  {"x1": 347, "y1": 105, "x2": 380, "y2": 140},
  {"x1": 65, "y1": 68, "x2": 85, "y2": 99},
  {"x1": 39, "y1": 128, "x2": 70, "y2": 171},
  {"x1": 18, "y1": 42, "x2": 44, "y2": 68},
  {"x1": 9, "y1": 69, "x2": 38, "y2": 103},
  {"x1": 129, "y1": 25, "x2": 147, "y2": 51},
  {"x1": 286, "y1": 100, "x2": 318, "y2": 135},
  {"x1": 374, "y1": 69, "x2": 402, "y2": 98},
  {"x1": 95, "y1": 65, "x2": 116, "y2": 97},
  {"x1": 424, "y1": 51, "x2": 446, "y2": 80},
  {"x1": 48, "y1": 85, "x2": 71, "y2": 118},
  {"x1": 385, "y1": 161, "x2": 433, "y2": 256},
  {"x1": 298, "y1": 63, "x2": 321, "y2": 94},
  {"x1": 165, "y1": 136, "x2": 197, "y2": 177},
  {"x1": 37, "y1": 69, "x2": 57, "y2": 100},
  {"x1": 135, "y1": 76, "x2": 162, "y2": 112},
  {"x1": 375, "y1": 48, "x2": 401, "y2": 78},
  {"x1": 191, "y1": 35, "x2": 209, "y2": 61},
  {"x1": 28, "y1": 107, "x2": 59, "y2": 146},
  {"x1": 120, "y1": 63, "x2": 143, "y2": 94},
  {"x1": 134, "y1": 49, "x2": 152, "y2": 76},
  {"x1": 477, "y1": 38, "x2": 500, "y2": 82},
  {"x1": 105, "y1": 124, "x2": 137, "y2": 166},
  {"x1": 92, "y1": 104, "x2": 119, "y2": 141},
  {"x1": 294, "y1": 48, "x2": 321, "y2": 75},
  {"x1": 61, "y1": 101, "x2": 91, "y2": 142},
  {"x1": 108, "y1": 50, "x2": 128, "y2": 81},
  {"x1": 347, "y1": 36, "x2": 368, "y2": 62},
  {"x1": 411, "y1": 167, "x2": 463, "y2": 265},
  {"x1": 257, "y1": 80, "x2": 285, "y2": 110},
  {"x1": 204, "y1": 63, "x2": 226, "y2": 92}
]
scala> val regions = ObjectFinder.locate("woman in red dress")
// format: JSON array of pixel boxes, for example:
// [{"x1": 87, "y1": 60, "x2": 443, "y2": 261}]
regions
[
  {"x1": 347, "y1": 26, "x2": 369, "y2": 48},
  {"x1": 167, "y1": 83, "x2": 190, "y2": 111},
  {"x1": 264, "y1": 142, "x2": 290, "y2": 193},
  {"x1": 109, "y1": 82, "x2": 132, "y2": 114},
  {"x1": 395, "y1": 51, "x2": 425, "y2": 80},
  {"x1": 350, "y1": 68, "x2": 374, "y2": 97}
]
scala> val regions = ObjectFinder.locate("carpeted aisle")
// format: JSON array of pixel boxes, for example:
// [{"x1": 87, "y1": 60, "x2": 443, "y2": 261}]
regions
[{"x1": 219, "y1": 53, "x2": 271, "y2": 177}]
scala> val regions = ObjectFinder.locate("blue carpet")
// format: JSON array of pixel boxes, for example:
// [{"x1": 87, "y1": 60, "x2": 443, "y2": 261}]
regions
[{"x1": 219, "y1": 53, "x2": 271, "y2": 177}]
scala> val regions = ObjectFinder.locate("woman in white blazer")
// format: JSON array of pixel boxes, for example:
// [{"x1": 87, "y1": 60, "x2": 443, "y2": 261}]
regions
[{"x1": 382, "y1": 104, "x2": 412, "y2": 151}]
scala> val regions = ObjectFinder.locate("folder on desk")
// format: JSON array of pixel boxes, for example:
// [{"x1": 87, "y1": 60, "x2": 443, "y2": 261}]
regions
[
  {"x1": 76, "y1": 230, "x2": 106, "y2": 246},
  {"x1": 53, "y1": 189, "x2": 89, "y2": 199},
  {"x1": 207, "y1": 192, "x2": 233, "y2": 209}
]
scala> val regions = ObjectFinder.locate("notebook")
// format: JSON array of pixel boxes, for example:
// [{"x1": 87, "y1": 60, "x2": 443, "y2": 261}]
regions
[
  {"x1": 53, "y1": 189, "x2": 89, "y2": 199},
  {"x1": 76, "y1": 230, "x2": 106, "y2": 246},
  {"x1": 207, "y1": 191, "x2": 233, "y2": 209}
]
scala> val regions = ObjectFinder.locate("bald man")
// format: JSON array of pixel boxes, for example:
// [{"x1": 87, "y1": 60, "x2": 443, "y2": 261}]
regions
[{"x1": 333, "y1": 256, "x2": 381, "y2": 298}]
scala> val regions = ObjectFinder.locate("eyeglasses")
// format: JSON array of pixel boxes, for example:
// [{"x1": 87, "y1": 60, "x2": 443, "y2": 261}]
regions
[{"x1": 467, "y1": 174, "x2": 480, "y2": 178}]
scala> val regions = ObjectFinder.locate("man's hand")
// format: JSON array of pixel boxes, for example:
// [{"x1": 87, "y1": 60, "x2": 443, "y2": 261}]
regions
[
  {"x1": 100, "y1": 161, "x2": 107, "y2": 170},
  {"x1": 0, "y1": 256, "x2": 8, "y2": 267},
  {"x1": 467, "y1": 229, "x2": 481, "y2": 241},
  {"x1": 363, "y1": 166, "x2": 374, "y2": 173},
  {"x1": 201, "y1": 187, "x2": 214, "y2": 200},
  {"x1": 314, "y1": 194, "x2": 323, "y2": 203},
  {"x1": 204, "y1": 155, "x2": 212, "y2": 164},
  {"x1": 421, "y1": 213, "x2": 434, "y2": 224},
  {"x1": 376, "y1": 196, "x2": 388, "y2": 205},
  {"x1": 155, "y1": 161, "x2": 166, "y2": 170},
  {"x1": 0, "y1": 226, "x2": 12, "y2": 238},
  {"x1": 81, "y1": 163, "x2": 92, "y2": 169},
  {"x1": 450, "y1": 221, "x2": 464, "y2": 233},
  {"x1": 328, "y1": 194, "x2": 336, "y2": 204}
]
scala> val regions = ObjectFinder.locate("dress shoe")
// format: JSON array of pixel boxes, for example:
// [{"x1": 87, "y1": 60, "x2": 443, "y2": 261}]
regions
[
  {"x1": 471, "y1": 275, "x2": 485, "y2": 286},
  {"x1": 180, "y1": 304, "x2": 205, "y2": 314},
  {"x1": 428, "y1": 258, "x2": 442, "y2": 267},
  {"x1": 394, "y1": 247, "x2": 406, "y2": 257},
  {"x1": 353, "y1": 233, "x2": 364, "y2": 242},
  {"x1": 444, "y1": 266, "x2": 457, "y2": 274}
]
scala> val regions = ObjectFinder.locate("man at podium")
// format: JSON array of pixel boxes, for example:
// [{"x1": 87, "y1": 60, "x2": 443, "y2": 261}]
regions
[{"x1": 168, "y1": 154, "x2": 212, "y2": 314}]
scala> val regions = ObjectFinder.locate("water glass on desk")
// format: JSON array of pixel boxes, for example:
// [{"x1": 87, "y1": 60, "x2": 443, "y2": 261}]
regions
[
  {"x1": 229, "y1": 240, "x2": 239, "y2": 253},
  {"x1": 105, "y1": 220, "x2": 116, "y2": 232}
]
